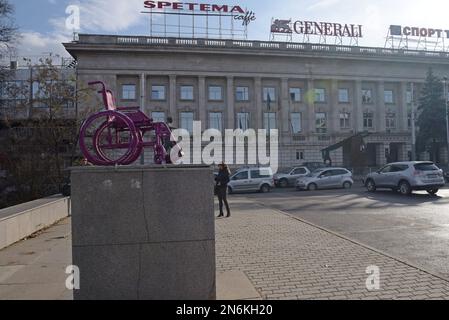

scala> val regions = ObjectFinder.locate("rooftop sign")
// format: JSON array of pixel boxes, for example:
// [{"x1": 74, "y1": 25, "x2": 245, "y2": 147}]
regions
[
  {"x1": 271, "y1": 19, "x2": 363, "y2": 38},
  {"x1": 143, "y1": 1, "x2": 256, "y2": 26},
  {"x1": 390, "y1": 25, "x2": 449, "y2": 38}
]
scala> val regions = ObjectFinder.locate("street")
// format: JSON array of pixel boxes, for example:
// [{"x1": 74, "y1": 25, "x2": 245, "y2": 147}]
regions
[{"x1": 236, "y1": 186, "x2": 449, "y2": 279}]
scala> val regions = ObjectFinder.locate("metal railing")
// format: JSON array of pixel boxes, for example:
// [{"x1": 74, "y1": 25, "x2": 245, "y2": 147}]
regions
[{"x1": 76, "y1": 34, "x2": 449, "y2": 60}]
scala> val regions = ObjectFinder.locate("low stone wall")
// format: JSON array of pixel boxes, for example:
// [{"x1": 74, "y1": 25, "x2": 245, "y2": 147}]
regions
[{"x1": 0, "y1": 196, "x2": 71, "y2": 250}]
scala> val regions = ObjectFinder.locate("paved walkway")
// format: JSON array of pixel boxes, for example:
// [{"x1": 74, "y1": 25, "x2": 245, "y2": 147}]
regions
[
  {"x1": 216, "y1": 198, "x2": 449, "y2": 300},
  {"x1": 0, "y1": 219, "x2": 72, "y2": 300},
  {"x1": 1, "y1": 198, "x2": 449, "y2": 300}
]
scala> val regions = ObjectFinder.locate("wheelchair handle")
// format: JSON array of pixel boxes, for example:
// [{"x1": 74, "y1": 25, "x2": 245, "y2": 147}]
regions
[{"x1": 88, "y1": 81, "x2": 106, "y2": 92}]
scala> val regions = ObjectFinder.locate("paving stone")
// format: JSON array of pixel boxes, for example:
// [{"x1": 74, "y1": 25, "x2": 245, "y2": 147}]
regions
[{"x1": 216, "y1": 199, "x2": 449, "y2": 301}]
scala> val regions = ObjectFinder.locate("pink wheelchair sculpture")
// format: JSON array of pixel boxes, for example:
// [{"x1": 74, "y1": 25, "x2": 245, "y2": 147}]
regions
[{"x1": 79, "y1": 81, "x2": 183, "y2": 166}]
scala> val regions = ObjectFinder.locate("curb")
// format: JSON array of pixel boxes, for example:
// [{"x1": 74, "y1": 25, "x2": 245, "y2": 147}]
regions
[{"x1": 253, "y1": 200, "x2": 449, "y2": 284}]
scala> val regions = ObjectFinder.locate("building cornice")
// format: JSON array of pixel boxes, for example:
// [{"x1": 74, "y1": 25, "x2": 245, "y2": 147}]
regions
[{"x1": 64, "y1": 34, "x2": 449, "y2": 65}]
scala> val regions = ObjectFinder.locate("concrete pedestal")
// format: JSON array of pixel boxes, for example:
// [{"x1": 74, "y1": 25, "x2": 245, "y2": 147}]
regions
[{"x1": 70, "y1": 165, "x2": 215, "y2": 300}]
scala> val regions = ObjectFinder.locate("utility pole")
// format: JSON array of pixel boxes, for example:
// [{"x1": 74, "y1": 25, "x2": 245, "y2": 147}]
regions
[
  {"x1": 410, "y1": 82, "x2": 416, "y2": 161},
  {"x1": 444, "y1": 77, "x2": 449, "y2": 164},
  {"x1": 23, "y1": 58, "x2": 32, "y2": 119}
]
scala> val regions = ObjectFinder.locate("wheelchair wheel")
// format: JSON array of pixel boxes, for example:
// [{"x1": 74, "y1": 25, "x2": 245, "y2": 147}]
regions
[{"x1": 80, "y1": 111, "x2": 141, "y2": 165}]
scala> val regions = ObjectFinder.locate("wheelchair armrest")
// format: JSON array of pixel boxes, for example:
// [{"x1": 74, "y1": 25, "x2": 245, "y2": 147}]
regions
[{"x1": 117, "y1": 106, "x2": 140, "y2": 111}]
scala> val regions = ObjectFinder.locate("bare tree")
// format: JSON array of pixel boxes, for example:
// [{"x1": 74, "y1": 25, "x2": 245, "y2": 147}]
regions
[
  {"x1": 0, "y1": 0, "x2": 18, "y2": 81},
  {"x1": 0, "y1": 57, "x2": 97, "y2": 208}
]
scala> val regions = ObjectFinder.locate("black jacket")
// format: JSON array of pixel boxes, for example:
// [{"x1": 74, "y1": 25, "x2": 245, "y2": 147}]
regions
[{"x1": 215, "y1": 170, "x2": 230, "y2": 188}]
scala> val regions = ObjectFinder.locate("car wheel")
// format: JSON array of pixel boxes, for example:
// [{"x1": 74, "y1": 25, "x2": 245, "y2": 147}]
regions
[
  {"x1": 427, "y1": 189, "x2": 439, "y2": 195},
  {"x1": 279, "y1": 179, "x2": 289, "y2": 188},
  {"x1": 398, "y1": 181, "x2": 412, "y2": 196},
  {"x1": 228, "y1": 187, "x2": 233, "y2": 195},
  {"x1": 260, "y1": 184, "x2": 271, "y2": 193},
  {"x1": 308, "y1": 183, "x2": 318, "y2": 191},
  {"x1": 343, "y1": 181, "x2": 352, "y2": 189},
  {"x1": 365, "y1": 179, "x2": 376, "y2": 192}
]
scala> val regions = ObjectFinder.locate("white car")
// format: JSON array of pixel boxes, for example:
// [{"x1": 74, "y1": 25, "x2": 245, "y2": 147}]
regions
[
  {"x1": 228, "y1": 167, "x2": 275, "y2": 194},
  {"x1": 296, "y1": 168, "x2": 354, "y2": 191},
  {"x1": 274, "y1": 167, "x2": 311, "y2": 188}
]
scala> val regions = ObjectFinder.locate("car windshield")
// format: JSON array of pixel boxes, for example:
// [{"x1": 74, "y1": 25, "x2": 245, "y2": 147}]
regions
[
  {"x1": 309, "y1": 169, "x2": 325, "y2": 177},
  {"x1": 277, "y1": 168, "x2": 292, "y2": 174}
]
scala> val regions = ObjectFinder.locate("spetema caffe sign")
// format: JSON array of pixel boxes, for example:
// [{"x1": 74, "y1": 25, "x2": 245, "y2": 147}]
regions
[
  {"x1": 143, "y1": 1, "x2": 256, "y2": 26},
  {"x1": 271, "y1": 19, "x2": 363, "y2": 38}
]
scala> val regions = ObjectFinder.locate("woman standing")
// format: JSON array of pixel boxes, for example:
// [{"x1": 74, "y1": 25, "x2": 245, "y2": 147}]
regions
[{"x1": 215, "y1": 163, "x2": 231, "y2": 218}]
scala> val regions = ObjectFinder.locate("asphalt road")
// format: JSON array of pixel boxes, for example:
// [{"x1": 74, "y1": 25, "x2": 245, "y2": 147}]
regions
[{"x1": 233, "y1": 185, "x2": 449, "y2": 279}]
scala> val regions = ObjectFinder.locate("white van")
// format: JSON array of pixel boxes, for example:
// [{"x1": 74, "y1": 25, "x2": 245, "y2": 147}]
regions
[{"x1": 228, "y1": 167, "x2": 275, "y2": 194}]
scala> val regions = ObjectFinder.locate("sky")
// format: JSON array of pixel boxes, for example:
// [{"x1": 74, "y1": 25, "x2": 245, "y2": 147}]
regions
[{"x1": 9, "y1": 0, "x2": 449, "y2": 61}]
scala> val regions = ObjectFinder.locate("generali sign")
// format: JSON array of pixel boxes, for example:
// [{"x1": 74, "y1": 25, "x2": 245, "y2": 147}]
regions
[
  {"x1": 143, "y1": 1, "x2": 256, "y2": 26},
  {"x1": 271, "y1": 19, "x2": 363, "y2": 38}
]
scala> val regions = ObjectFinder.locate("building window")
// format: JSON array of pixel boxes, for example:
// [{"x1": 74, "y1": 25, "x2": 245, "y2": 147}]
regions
[
  {"x1": 151, "y1": 85, "x2": 166, "y2": 101},
  {"x1": 180, "y1": 112, "x2": 194, "y2": 134},
  {"x1": 291, "y1": 112, "x2": 302, "y2": 134},
  {"x1": 236, "y1": 86, "x2": 249, "y2": 101},
  {"x1": 406, "y1": 90, "x2": 413, "y2": 104},
  {"x1": 152, "y1": 112, "x2": 166, "y2": 123},
  {"x1": 209, "y1": 112, "x2": 223, "y2": 131},
  {"x1": 386, "y1": 113, "x2": 396, "y2": 129},
  {"x1": 384, "y1": 90, "x2": 394, "y2": 104},
  {"x1": 122, "y1": 84, "x2": 136, "y2": 100},
  {"x1": 363, "y1": 112, "x2": 374, "y2": 129},
  {"x1": 315, "y1": 112, "x2": 327, "y2": 133},
  {"x1": 289, "y1": 88, "x2": 301, "y2": 102},
  {"x1": 362, "y1": 89, "x2": 373, "y2": 104},
  {"x1": 180, "y1": 86, "x2": 194, "y2": 101},
  {"x1": 32, "y1": 81, "x2": 47, "y2": 108},
  {"x1": 408, "y1": 113, "x2": 412, "y2": 128},
  {"x1": 32, "y1": 81, "x2": 42, "y2": 99},
  {"x1": 263, "y1": 87, "x2": 276, "y2": 102},
  {"x1": 264, "y1": 112, "x2": 277, "y2": 130},
  {"x1": 1, "y1": 81, "x2": 28, "y2": 100},
  {"x1": 237, "y1": 112, "x2": 250, "y2": 131},
  {"x1": 208, "y1": 86, "x2": 222, "y2": 101},
  {"x1": 296, "y1": 151, "x2": 305, "y2": 161},
  {"x1": 338, "y1": 89, "x2": 349, "y2": 103},
  {"x1": 315, "y1": 88, "x2": 326, "y2": 103},
  {"x1": 340, "y1": 112, "x2": 351, "y2": 129}
]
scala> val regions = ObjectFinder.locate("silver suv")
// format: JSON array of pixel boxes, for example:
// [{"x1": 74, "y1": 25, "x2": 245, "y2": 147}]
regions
[
  {"x1": 296, "y1": 168, "x2": 354, "y2": 191},
  {"x1": 274, "y1": 167, "x2": 311, "y2": 188},
  {"x1": 364, "y1": 161, "x2": 445, "y2": 195},
  {"x1": 228, "y1": 167, "x2": 275, "y2": 194}
]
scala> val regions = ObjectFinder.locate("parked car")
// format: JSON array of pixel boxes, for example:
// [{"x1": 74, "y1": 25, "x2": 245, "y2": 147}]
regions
[
  {"x1": 228, "y1": 167, "x2": 275, "y2": 194},
  {"x1": 440, "y1": 166, "x2": 449, "y2": 183},
  {"x1": 364, "y1": 161, "x2": 445, "y2": 196},
  {"x1": 274, "y1": 166, "x2": 311, "y2": 188},
  {"x1": 296, "y1": 168, "x2": 353, "y2": 191}
]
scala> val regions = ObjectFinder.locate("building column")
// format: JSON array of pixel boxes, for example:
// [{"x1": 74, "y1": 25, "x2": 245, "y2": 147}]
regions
[
  {"x1": 377, "y1": 81, "x2": 386, "y2": 132},
  {"x1": 227, "y1": 76, "x2": 235, "y2": 130},
  {"x1": 198, "y1": 76, "x2": 207, "y2": 131},
  {"x1": 306, "y1": 79, "x2": 315, "y2": 134},
  {"x1": 354, "y1": 80, "x2": 363, "y2": 133},
  {"x1": 376, "y1": 143, "x2": 389, "y2": 166},
  {"x1": 329, "y1": 79, "x2": 338, "y2": 134},
  {"x1": 399, "y1": 82, "x2": 408, "y2": 132},
  {"x1": 169, "y1": 75, "x2": 177, "y2": 127},
  {"x1": 254, "y1": 77, "x2": 262, "y2": 130},
  {"x1": 140, "y1": 73, "x2": 146, "y2": 113},
  {"x1": 281, "y1": 78, "x2": 290, "y2": 133}
]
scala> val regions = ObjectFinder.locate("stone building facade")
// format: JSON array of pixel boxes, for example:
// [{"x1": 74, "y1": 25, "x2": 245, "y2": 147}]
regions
[{"x1": 64, "y1": 34, "x2": 449, "y2": 169}]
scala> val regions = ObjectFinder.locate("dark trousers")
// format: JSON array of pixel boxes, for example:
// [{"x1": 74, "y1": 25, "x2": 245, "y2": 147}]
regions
[{"x1": 217, "y1": 187, "x2": 230, "y2": 216}]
